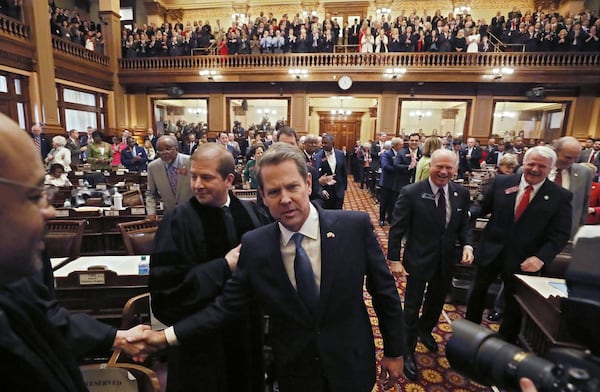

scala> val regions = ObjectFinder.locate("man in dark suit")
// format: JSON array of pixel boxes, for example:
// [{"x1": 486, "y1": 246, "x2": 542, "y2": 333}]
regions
[
  {"x1": 179, "y1": 132, "x2": 198, "y2": 155},
  {"x1": 465, "y1": 146, "x2": 572, "y2": 343},
  {"x1": 149, "y1": 143, "x2": 266, "y2": 392},
  {"x1": 388, "y1": 149, "x2": 473, "y2": 380},
  {"x1": 483, "y1": 137, "x2": 498, "y2": 166},
  {"x1": 144, "y1": 127, "x2": 158, "y2": 150},
  {"x1": 462, "y1": 137, "x2": 483, "y2": 172},
  {"x1": 139, "y1": 142, "x2": 406, "y2": 392},
  {"x1": 348, "y1": 18, "x2": 360, "y2": 45},
  {"x1": 218, "y1": 131, "x2": 240, "y2": 160},
  {"x1": 394, "y1": 132, "x2": 422, "y2": 188},
  {"x1": 370, "y1": 132, "x2": 387, "y2": 172},
  {"x1": 120, "y1": 136, "x2": 149, "y2": 171},
  {"x1": 30, "y1": 123, "x2": 51, "y2": 161},
  {"x1": 378, "y1": 137, "x2": 402, "y2": 226},
  {"x1": 65, "y1": 128, "x2": 82, "y2": 167},
  {"x1": 313, "y1": 134, "x2": 347, "y2": 209}
]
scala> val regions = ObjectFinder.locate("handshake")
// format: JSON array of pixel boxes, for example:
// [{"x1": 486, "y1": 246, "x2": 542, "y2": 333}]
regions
[{"x1": 112, "y1": 325, "x2": 170, "y2": 362}]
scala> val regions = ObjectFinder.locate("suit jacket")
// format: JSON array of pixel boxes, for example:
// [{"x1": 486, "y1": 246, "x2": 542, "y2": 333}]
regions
[
  {"x1": 388, "y1": 180, "x2": 472, "y2": 280},
  {"x1": 393, "y1": 147, "x2": 422, "y2": 190},
  {"x1": 586, "y1": 182, "x2": 600, "y2": 225},
  {"x1": 172, "y1": 208, "x2": 404, "y2": 392},
  {"x1": 565, "y1": 163, "x2": 594, "y2": 237},
  {"x1": 378, "y1": 149, "x2": 399, "y2": 190},
  {"x1": 461, "y1": 146, "x2": 483, "y2": 171},
  {"x1": 32, "y1": 134, "x2": 52, "y2": 161},
  {"x1": 313, "y1": 149, "x2": 348, "y2": 199},
  {"x1": 65, "y1": 137, "x2": 81, "y2": 166},
  {"x1": 120, "y1": 145, "x2": 148, "y2": 171},
  {"x1": 180, "y1": 141, "x2": 198, "y2": 155},
  {"x1": 471, "y1": 174, "x2": 572, "y2": 273},
  {"x1": 146, "y1": 154, "x2": 194, "y2": 215}
]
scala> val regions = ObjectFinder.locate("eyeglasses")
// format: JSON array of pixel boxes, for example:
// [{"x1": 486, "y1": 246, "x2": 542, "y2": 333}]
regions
[{"x1": 0, "y1": 177, "x2": 57, "y2": 204}]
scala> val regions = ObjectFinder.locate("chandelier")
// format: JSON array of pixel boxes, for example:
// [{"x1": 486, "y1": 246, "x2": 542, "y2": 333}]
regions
[{"x1": 331, "y1": 98, "x2": 352, "y2": 116}]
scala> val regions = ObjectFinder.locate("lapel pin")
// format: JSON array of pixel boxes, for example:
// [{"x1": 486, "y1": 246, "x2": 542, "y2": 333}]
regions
[
  {"x1": 574, "y1": 172, "x2": 579, "y2": 177},
  {"x1": 453, "y1": 191, "x2": 458, "y2": 197},
  {"x1": 326, "y1": 232, "x2": 335, "y2": 238},
  {"x1": 544, "y1": 195, "x2": 549, "y2": 200}
]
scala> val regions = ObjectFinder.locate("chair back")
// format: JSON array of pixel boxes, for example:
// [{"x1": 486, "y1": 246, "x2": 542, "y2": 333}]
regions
[
  {"x1": 118, "y1": 219, "x2": 161, "y2": 255},
  {"x1": 45, "y1": 219, "x2": 86, "y2": 260},
  {"x1": 81, "y1": 363, "x2": 160, "y2": 392}
]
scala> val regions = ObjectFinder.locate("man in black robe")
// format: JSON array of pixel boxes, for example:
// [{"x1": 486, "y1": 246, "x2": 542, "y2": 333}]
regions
[
  {"x1": 149, "y1": 142, "x2": 267, "y2": 392},
  {"x1": 0, "y1": 113, "x2": 152, "y2": 391}
]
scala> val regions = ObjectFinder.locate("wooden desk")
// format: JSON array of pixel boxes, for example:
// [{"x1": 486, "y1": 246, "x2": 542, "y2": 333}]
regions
[
  {"x1": 514, "y1": 274, "x2": 584, "y2": 356},
  {"x1": 54, "y1": 255, "x2": 149, "y2": 327}
]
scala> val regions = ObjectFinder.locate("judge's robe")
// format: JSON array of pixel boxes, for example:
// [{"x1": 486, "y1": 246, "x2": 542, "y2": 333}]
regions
[{"x1": 150, "y1": 194, "x2": 266, "y2": 392}]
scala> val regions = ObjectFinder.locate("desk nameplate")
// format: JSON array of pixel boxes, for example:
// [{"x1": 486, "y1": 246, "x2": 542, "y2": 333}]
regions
[{"x1": 78, "y1": 272, "x2": 106, "y2": 285}]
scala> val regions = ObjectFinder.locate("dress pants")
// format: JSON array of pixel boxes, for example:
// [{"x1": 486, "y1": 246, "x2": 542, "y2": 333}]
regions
[
  {"x1": 379, "y1": 187, "x2": 398, "y2": 223},
  {"x1": 403, "y1": 267, "x2": 453, "y2": 352},
  {"x1": 465, "y1": 255, "x2": 522, "y2": 343}
]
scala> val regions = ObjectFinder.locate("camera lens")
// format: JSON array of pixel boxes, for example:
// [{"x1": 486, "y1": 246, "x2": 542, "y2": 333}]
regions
[{"x1": 447, "y1": 319, "x2": 556, "y2": 390}]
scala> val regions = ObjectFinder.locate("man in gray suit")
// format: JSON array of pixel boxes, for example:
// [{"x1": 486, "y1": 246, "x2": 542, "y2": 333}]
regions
[
  {"x1": 551, "y1": 136, "x2": 593, "y2": 238},
  {"x1": 146, "y1": 135, "x2": 194, "y2": 219}
]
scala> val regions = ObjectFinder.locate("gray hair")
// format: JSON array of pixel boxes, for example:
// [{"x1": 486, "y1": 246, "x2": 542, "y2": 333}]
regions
[
  {"x1": 431, "y1": 148, "x2": 458, "y2": 165},
  {"x1": 52, "y1": 135, "x2": 67, "y2": 147},
  {"x1": 553, "y1": 136, "x2": 581, "y2": 153},
  {"x1": 524, "y1": 146, "x2": 557, "y2": 167}
]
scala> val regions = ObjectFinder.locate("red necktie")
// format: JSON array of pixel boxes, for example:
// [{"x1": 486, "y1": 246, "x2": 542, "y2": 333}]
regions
[
  {"x1": 590, "y1": 152, "x2": 596, "y2": 163},
  {"x1": 515, "y1": 185, "x2": 533, "y2": 221},
  {"x1": 554, "y1": 170, "x2": 563, "y2": 187}
]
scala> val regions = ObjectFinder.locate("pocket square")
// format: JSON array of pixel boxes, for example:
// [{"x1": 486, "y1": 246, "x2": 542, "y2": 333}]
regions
[{"x1": 326, "y1": 232, "x2": 335, "y2": 238}]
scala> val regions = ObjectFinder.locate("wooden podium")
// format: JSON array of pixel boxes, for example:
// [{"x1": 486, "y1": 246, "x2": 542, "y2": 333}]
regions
[{"x1": 514, "y1": 274, "x2": 584, "y2": 356}]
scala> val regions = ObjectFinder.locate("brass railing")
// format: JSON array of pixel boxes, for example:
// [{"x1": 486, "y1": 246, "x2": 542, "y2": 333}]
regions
[
  {"x1": 52, "y1": 36, "x2": 110, "y2": 66},
  {"x1": 120, "y1": 52, "x2": 600, "y2": 72},
  {"x1": 0, "y1": 13, "x2": 29, "y2": 39}
]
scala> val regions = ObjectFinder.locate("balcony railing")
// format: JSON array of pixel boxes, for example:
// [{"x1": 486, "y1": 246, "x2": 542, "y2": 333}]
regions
[
  {"x1": 52, "y1": 36, "x2": 110, "y2": 66},
  {"x1": 0, "y1": 13, "x2": 29, "y2": 39},
  {"x1": 120, "y1": 52, "x2": 600, "y2": 72}
]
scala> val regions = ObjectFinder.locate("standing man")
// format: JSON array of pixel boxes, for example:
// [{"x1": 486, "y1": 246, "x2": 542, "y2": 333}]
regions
[
  {"x1": 462, "y1": 137, "x2": 483, "y2": 172},
  {"x1": 218, "y1": 131, "x2": 240, "y2": 160},
  {"x1": 30, "y1": 123, "x2": 51, "y2": 161},
  {"x1": 370, "y1": 132, "x2": 387, "y2": 172},
  {"x1": 65, "y1": 129, "x2": 82, "y2": 168},
  {"x1": 378, "y1": 137, "x2": 403, "y2": 226},
  {"x1": 549, "y1": 136, "x2": 593, "y2": 238},
  {"x1": 465, "y1": 146, "x2": 572, "y2": 343},
  {"x1": 388, "y1": 149, "x2": 473, "y2": 381},
  {"x1": 146, "y1": 135, "x2": 194, "y2": 219},
  {"x1": 120, "y1": 136, "x2": 149, "y2": 172},
  {"x1": 395, "y1": 132, "x2": 422, "y2": 187},
  {"x1": 313, "y1": 134, "x2": 347, "y2": 209},
  {"x1": 144, "y1": 127, "x2": 158, "y2": 150},
  {"x1": 578, "y1": 138, "x2": 600, "y2": 180},
  {"x1": 150, "y1": 143, "x2": 265, "y2": 392},
  {"x1": 301, "y1": 134, "x2": 319, "y2": 165},
  {"x1": 138, "y1": 142, "x2": 406, "y2": 392},
  {"x1": 484, "y1": 137, "x2": 498, "y2": 166}
]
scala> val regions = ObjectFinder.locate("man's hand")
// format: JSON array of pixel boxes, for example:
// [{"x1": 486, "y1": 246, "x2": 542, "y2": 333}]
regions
[
  {"x1": 225, "y1": 244, "x2": 241, "y2": 271},
  {"x1": 461, "y1": 247, "x2": 474, "y2": 264},
  {"x1": 520, "y1": 256, "x2": 543, "y2": 273},
  {"x1": 389, "y1": 261, "x2": 408, "y2": 276},
  {"x1": 379, "y1": 356, "x2": 404, "y2": 390},
  {"x1": 321, "y1": 190, "x2": 330, "y2": 200},
  {"x1": 519, "y1": 378, "x2": 538, "y2": 392},
  {"x1": 124, "y1": 329, "x2": 169, "y2": 361},
  {"x1": 318, "y1": 175, "x2": 335, "y2": 186},
  {"x1": 114, "y1": 324, "x2": 151, "y2": 361}
]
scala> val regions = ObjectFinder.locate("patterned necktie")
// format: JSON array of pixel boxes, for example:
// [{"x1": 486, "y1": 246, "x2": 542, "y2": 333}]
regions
[
  {"x1": 437, "y1": 188, "x2": 447, "y2": 227},
  {"x1": 34, "y1": 136, "x2": 41, "y2": 151},
  {"x1": 590, "y1": 152, "x2": 596, "y2": 163},
  {"x1": 515, "y1": 185, "x2": 533, "y2": 221},
  {"x1": 222, "y1": 206, "x2": 237, "y2": 248},
  {"x1": 292, "y1": 233, "x2": 319, "y2": 315},
  {"x1": 554, "y1": 170, "x2": 563, "y2": 187},
  {"x1": 167, "y1": 165, "x2": 178, "y2": 194}
]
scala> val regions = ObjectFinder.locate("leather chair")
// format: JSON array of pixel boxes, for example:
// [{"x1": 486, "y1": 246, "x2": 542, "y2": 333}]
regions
[
  {"x1": 44, "y1": 219, "x2": 86, "y2": 261},
  {"x1": 118, "y1": 219, "x2": 161, "y2": 256}
]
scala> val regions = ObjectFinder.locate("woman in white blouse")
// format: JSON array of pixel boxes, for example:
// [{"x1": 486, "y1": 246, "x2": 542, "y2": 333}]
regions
[
  {"x1": 45, "y1": 135, "x2": 72, "y2": 172},
  {"x1": 360, "y1": 29, "x2": 374, "y2": 53}
]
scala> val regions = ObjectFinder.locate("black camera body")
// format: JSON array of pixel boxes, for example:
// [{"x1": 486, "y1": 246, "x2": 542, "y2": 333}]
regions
[{"x1": 447, "y1": 227, "x2": 600, "y2": 391}]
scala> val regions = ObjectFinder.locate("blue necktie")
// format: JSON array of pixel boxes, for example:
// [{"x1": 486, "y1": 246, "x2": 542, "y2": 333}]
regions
[{"x1": 292, "y1": 233, "x2": 319, "y2": 315}]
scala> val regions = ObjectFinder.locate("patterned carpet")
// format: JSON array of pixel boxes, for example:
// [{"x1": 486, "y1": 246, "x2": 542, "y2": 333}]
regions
[{"x1": 342, "y1": 178, "x2": 495, "y2": 392}]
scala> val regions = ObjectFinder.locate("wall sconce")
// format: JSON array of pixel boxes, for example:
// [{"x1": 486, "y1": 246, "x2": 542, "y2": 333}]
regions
[
  {"x1": 289, "y1": 69, "x2": 308, "y2": 79},
  {"x1": 409, "y1": 110, "x2": 432, "y2": 120},
  {"x1": 385, "y1": 68, "x2": 407, "y2": 79},
  {"x1": 376, "y1": 8, "x2": 392, "y2": 15},
  {"x1": 199, "y1": 69, "x2": 220, "y2": 80},
  {"x1": 453, "y1": 6, "x2": 471, "y2": 14},
  {"x1": 491, "y1": 67, "x2": 514, "y2": 80}
]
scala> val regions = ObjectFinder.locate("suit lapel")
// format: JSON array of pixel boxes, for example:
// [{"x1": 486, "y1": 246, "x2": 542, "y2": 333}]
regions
[{"x1": 504, "y1": 175, "x2": 522, "y2": 220}]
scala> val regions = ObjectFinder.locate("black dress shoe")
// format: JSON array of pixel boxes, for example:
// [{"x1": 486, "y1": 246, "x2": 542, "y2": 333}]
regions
[
  {"x1": 418, "y1": 330, "x2": 439, "y2": 353},
  {"x1": 487, "y1": 310, "x2": 503, "y2": 322},
  {"x1": 403, "y1": 353, "x2": 419, "y2": 381}
]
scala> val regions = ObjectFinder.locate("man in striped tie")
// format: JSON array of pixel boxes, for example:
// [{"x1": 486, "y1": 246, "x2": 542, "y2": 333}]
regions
[
  {"x1": 30, "y1": 123, "x2": 51, "y2": 161},
  {"x1": 466, "y1": 146, "x2": 572, "y2": 344}
]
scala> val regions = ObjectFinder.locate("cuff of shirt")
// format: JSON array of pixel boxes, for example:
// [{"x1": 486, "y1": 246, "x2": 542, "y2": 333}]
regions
[
  {"x1": 463, "y1": 245, "x2": 474, "y2": 252},
  {"x1": 164, "y1": 326, "x2": 179, "y2": 346}
]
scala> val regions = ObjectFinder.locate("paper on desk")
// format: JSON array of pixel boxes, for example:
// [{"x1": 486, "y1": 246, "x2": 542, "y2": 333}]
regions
[{"x1": 515, "y1": 274, "x2": 568, "y2": 298}]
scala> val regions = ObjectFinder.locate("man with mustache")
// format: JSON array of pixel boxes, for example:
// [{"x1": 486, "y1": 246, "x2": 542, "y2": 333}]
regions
[{"x1": 465, "y1": 146, "x2": 572, "y2": 343}]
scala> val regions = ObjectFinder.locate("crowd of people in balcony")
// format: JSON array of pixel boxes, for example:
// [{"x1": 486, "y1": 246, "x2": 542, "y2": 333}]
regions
[
  {"x1": 119, "y1": 7, "x2": 600, "y2": 58},
  {"x1": 48, "y1": 4, "x2": 104, "y2": 55},
  {"x1": 0, "y1": 0, "x2": 21, "y2": 20}
]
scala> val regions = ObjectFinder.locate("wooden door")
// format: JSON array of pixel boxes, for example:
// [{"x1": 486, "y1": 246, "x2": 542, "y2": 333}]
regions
[{"x1": 318, "y1": 111, "x2": 362, "y2": 150}]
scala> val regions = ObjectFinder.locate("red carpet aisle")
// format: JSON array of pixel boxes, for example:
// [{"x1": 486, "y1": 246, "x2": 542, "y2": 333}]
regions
[{"x1": 342, "y1": 179, "x2": 495, "y2": 392}]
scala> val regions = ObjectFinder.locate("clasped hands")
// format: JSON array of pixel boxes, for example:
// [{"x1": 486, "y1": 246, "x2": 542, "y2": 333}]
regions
[{"x1": 113, "y1": 325, "x2": 169, "y2": 362}]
